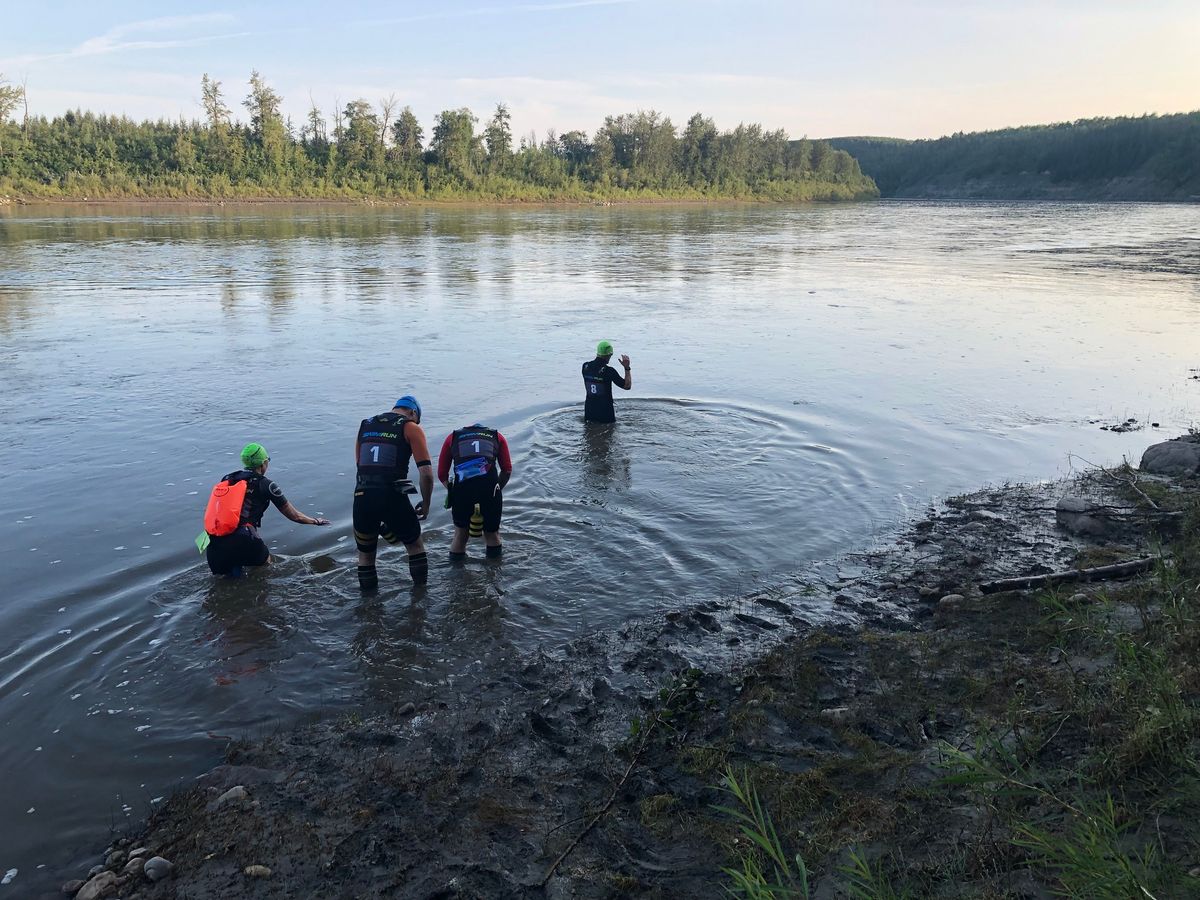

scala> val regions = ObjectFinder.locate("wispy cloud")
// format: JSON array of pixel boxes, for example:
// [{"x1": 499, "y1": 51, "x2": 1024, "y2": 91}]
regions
[
  {"x1": 0, "y1": 13, "x2": 247, "y2": 68},
  {"x1": 355, "y1": 0, "x2": 636, "y2": 28}
]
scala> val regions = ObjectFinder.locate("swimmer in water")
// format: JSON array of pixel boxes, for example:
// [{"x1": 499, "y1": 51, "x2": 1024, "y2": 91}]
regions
[
  {"x1": 203, "y1": 443, "x2": 330, "y2": 577},
  {"x1": 437, "y1": 423, "x2": 513, "y2": 561},
  {"x1": 352, "y1": 396, "x2": 434, "y2": 591},
  {"x1": 582, "y1": 340, "x2": 632, "y2": 424}
]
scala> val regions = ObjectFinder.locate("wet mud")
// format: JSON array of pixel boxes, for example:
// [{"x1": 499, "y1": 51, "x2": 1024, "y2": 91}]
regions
[{"x1": 58, "y1": 463, "x2": 1196, "y2": 899}]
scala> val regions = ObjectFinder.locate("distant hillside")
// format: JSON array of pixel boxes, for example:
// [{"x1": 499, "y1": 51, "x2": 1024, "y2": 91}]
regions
[{"x1": 828, "y1": 112, "x2": 1200, "y2": 201}]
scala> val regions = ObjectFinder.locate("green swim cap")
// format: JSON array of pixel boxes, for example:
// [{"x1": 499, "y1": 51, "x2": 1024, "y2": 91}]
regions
[
  {"x1": 596, "y1": 340, "x2": 614, "y2": 356},
  {"x1": 240, "y1": 442, "x2": 269, "y2": 468}
]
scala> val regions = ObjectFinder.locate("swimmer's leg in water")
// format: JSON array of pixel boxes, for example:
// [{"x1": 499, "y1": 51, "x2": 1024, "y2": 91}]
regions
[
  {"x1": 354, "y1": 529, "x2": 380, "y2": 593},
  {"x1": 404, "y1": 537, "x2": 428, "y2": 585},
  {"x1": 449, "y1": 525, "x2": 469, "y2": 560}
]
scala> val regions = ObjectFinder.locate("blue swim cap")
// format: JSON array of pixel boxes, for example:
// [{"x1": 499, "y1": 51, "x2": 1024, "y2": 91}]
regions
[{"x1": 394, "y1": 395, "x2": 422, "y2": 421}]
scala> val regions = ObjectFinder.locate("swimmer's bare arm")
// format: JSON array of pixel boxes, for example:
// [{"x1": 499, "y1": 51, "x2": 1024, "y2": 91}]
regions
[
  {"x1": 281, "y1": 502, "x2": 330, "y2": 526},
  {"x1": 415, "y1": 466, "x2": 434, "y2": 519}
]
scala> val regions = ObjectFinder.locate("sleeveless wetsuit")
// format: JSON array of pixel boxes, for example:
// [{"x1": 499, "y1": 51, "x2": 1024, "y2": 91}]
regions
[
  {"x1": 437, "y1": 425, "x2": 512, "y2": 532},
  {"x1": 352, "y1": 412, "x2": 431, "y2": 552}
]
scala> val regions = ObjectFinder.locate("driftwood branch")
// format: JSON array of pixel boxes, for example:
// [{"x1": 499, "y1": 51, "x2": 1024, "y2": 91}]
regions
[
  {"x1": 540, "y1": 679, "x2": 690, "y2": 885},
  {"x1": 979, "y1": 557, "x2": 1156, "y2": 594},
  {"x1": 1068, "y1": 453, "x2": 1160, "y2": 510}
]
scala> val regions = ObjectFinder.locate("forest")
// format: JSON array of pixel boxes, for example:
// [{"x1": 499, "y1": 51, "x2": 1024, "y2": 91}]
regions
[
  {"x1": 0, "y1": 72, "x2": 877, "y2": 202},
  {"x1": 831, "y1": 112, "x2": 1200, "y2": 200}
]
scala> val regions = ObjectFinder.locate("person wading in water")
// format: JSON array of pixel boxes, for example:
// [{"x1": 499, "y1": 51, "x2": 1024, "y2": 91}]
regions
[
  {"x1": 202, "y1": 443, "x2": 330, "y2": 577},
  {"x1": 437, "y1": 423, "x2": 513, "y2": 561},
  {"x1": 352, "y1": 396, "x2": 434, "y2": 591},
  {"x1": 581, "y1": 340, "x2": 632, "y2": 424}
]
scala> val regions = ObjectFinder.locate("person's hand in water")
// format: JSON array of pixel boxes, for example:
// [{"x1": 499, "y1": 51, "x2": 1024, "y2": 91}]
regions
[
  {"x1": 311, "y1": 517, "x2": 331, "y2": 526},
  {"x1": 414, "y1": 500, "x2": 429, "y2": 520}
]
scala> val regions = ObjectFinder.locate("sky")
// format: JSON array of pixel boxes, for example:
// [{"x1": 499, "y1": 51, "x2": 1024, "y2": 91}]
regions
[{"x1": 0, "y1": 1, "x2": 1197, "y2": 141}]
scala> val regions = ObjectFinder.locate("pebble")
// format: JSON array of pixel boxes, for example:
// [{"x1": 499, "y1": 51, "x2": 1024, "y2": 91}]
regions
[
  {"x1": 939, "y1": 594, "x2": 966, "y2": 609},
  {"x1": 244, "y1": 864, "x2": 272, "y2": 877},
  {"x1": 918, "y1": 586, "x2": 938, "y2": 599},
  {"x1": 61, "y1": 880, "x2": 84, "y2": 895},
  {"x1": 75, "y1": 871, "x2": 119, "y2": 900},
  {"x1": 122, "y1": 857, "x2": 145, "y2": 877},
  {"x1": 105, "y1": 850, "x2": 126, "y2": 868},
  {"x1": 143, "y1": 856, "x2": 173, "y2": 882},
  {"x1": 1189, "y1": 865, "x2": 1200, "y2": 877},
  {"x1": 88, "y1": 865, "x2": 105, "y2": 877},
  {"x1": 215, "y1": 784, "x2": 247, "y2": 807},
  {"x1": 397, "y1": 701, "x2": 416, "y2": 716},
  {"x1": 1069, "y1": 593, "x2": 1089, "y2": 604},
  {"x1": 127, "y1": 847, "x2": 149, "y2": 860}
]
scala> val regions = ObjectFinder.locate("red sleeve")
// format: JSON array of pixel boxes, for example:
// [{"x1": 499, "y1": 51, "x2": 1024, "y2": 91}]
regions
[
  {"x1": 437, "y1": 432, "x2": 454, "y2": 482},
  {"x1": 496, "y1": 433, "x2": 512, "y2": 473}
]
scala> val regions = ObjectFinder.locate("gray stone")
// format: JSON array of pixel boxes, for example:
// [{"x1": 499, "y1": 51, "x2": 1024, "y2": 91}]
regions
[
  {"x1": 214, "y1": 784, "x2": 247, "y2": 807},
  {"x1": 918, "y1": 586, "x2": 938, "y2": 599},
  {"x1": 397, "y1": 701, "x2": 416, "y2": 716},
  {"x1": 76, "y1": 872, "x2": 119, "y2": 900},
  {"x1": 1069, "y1": 593, "x2": 1089, "y2": 604},
  {"x1": 143, "y1": 857, "x2": 172, "y2": 882},
  {"x1": 105, "y1": 850, "x2": 126, "y2": 869},
  {"x1": 820, "y1": 706, "x2": 851, "y2": 721},
  {"x1": 88, "y1": 866, "x2": 105, "y2": 878},
  {"x1": 122, "y1": 857, "x2": 145, "y2": 877},
  {"x1": 61, "y1": 881, "x2": 85, "y2": 896},
  {"x1": 126, "y1": 847, "x2": 149, "y2": 860},
  {"x1": 1055, "y1": 497, "x2": 1120, "y2": 539},
  {"x1": 939, "y1": 593, "x2": 966, "y2": 610},
  {"x1": 197, "y1": 764, "x2": 284, "y2": 789},
  {"x1": 243, "y1": 864, "x2": 272, "y2": 877},
  {"x1": 1140, "y1": 437, "x2": 1200, "y2": 476}
]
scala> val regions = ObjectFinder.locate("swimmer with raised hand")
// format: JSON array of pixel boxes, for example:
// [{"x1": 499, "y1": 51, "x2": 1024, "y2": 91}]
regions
[{"x1": 582, "y1": 340, "x2": 632, "y2": 424}]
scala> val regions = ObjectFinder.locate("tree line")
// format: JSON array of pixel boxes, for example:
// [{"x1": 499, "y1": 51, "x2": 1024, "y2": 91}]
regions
[
  {"x1": 831, "y1": 112, "x2": 1200, "y2": 200},
  {"x1": 0, "y1": 72, "x2": 877, "y2": 201}
]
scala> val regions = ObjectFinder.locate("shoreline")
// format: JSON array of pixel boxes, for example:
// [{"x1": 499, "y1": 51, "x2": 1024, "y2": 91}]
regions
[
  {"x1": 0, "y1": 195, "x2": 871, "y2": 210},
  {"x1": 48, "y1": 438, "x2": 1200, "y2": 898}
]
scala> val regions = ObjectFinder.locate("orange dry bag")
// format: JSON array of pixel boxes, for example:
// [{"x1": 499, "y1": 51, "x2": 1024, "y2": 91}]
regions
[{"x1": 203, "y1": 478, "x2": 248, "y2": 537}]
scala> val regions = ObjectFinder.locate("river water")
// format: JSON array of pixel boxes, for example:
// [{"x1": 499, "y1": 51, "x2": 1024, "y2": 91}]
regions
[{"x1": 0, "y1": 201, "x2": 1197, "y2": 891}]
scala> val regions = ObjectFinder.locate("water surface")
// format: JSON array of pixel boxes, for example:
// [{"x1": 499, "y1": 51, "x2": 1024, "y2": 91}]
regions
[{"x1": 1, "y1": 201, "x2": 1197, "y2": 892}]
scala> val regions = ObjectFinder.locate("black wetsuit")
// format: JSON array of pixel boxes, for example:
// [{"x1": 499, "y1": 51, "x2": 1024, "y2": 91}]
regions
[
  {"x1": 582, "y1": 358, "x2": 625, "y2": 423},
  {"x1": 205, "y1": 471, "x2": 288, "y2": 575},
  {"x1": 448, "y1": 425, "x2": 504, "y2": 532},
  {"x1": 352, "y1": 412, "x2": 425, "y2": 552}
]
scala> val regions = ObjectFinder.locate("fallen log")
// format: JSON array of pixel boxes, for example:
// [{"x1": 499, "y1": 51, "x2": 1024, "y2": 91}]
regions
[{"x1": 979, "y1": 557, "x2": 1156, "y2": 594}]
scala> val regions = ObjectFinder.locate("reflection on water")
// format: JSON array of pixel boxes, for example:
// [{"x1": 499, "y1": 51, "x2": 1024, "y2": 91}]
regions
[
  {"x1": 580, "y1": 422, "x2": 633, "y2": 498},
  {"x1": 0, "y1": 201, "x2": 1198, "y2": 890}
]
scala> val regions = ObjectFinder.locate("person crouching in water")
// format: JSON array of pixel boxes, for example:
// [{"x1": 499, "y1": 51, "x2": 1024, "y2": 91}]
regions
[
  {"x1": 438, "y1": 423, "x2": 512, "y2": 561},
  {"x1": 353, "y1": 396, "x2": 434, "y2": 591},
  {"x1": 203, "y1": 442, "x2": 330, "y2": 577}
]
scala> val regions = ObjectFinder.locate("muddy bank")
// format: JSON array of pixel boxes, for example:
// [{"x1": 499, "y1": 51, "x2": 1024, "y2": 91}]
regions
[{"x1": 59, "y1": 456, "x2": 1200, "y2": 898}]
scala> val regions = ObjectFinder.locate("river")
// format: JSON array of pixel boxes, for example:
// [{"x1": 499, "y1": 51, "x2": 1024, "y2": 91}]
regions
[{"x1": 0, "y1": 200, "x2": 1196, "y2": 893}]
